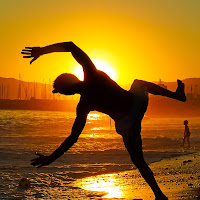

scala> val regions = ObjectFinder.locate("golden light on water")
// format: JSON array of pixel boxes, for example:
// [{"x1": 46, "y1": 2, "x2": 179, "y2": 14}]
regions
[
  {"x1": 79, "y1": 175, "x2": 123, "y2": 198},
  {"x1": 87, "y1": 113, "x2": 101, "y2": 121},
  {"x1": 73, "y1": 59, "x2": 118, "y2": 81},
  {"x1": 75, "y1": 172, "x2": 149, "y2": 199}
]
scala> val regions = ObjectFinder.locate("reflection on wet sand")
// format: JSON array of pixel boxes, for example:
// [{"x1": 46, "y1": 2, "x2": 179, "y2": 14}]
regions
[
  {"x1": 75, "y1": 171, "x2": 149, "y2": 199},
  {"x1": 77, "y1": 174, "x2": 122, "y2": 198},
  {"x1": 75, "y1": 153, "x2": 200, "y2": 200}
]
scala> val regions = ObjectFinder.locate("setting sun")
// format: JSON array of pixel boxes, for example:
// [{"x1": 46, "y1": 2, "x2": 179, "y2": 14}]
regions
[{"x1": 73, "y1": 59, "x2": 118, "y2": 81}]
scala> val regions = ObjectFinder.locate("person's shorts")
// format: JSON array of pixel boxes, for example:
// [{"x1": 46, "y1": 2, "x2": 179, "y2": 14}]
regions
[{"x1": 115, "y1": 81, "x2": 148, "y2": 153}]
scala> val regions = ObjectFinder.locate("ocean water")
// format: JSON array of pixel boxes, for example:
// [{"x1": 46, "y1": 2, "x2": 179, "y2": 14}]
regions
[{"x1": 0, "y1": 110, "x2": 200, "y2": 199}]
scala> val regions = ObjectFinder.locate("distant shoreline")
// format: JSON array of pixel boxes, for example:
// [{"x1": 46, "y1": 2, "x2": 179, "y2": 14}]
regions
[
  {"x1": 0, "y1": 99, "x2": 78, "y2": 112},
  {"x1": 1, "y1": 98, "x2": 200, "y2": 118}
]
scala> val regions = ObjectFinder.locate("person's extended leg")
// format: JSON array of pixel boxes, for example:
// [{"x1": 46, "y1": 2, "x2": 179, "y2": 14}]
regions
[
  {"x1": 130, "y1": 79, "x2": 186, "y2": 102},
  {"x1": 183, "y1": 137, "x2": 186, "y2": 147},
  {"x1": 123, "y1": 138, "x2": 168, "y2": 200},
  {"x1": 122, "y1": 117, "x2": 168, "y2": 200},
  {"x1": 187, "y1": 137, "x2": 190, "y2": 148}
]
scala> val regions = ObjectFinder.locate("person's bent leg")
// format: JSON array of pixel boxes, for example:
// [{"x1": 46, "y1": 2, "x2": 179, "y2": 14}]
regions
[{"x1": 130, "y1": 79, "x2": 186, "y2": 102}]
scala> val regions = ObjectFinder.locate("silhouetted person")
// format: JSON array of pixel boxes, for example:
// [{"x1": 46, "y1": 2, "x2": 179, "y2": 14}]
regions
[
  {"x1": 183, "y1": 120, "x2": 190, "y2": 148},
  {"x1": 21, "y1": 42, "x2": 186, "y2": 200}
]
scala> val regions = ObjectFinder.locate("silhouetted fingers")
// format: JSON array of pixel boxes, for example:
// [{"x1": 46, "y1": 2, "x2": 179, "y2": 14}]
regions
[
  {"x1": 37, "y1": 164, "x2": 45, "y2": 168},
  {"x1": 31, "y1": 153, "x2": 43, "y2": 162},
  {"x1": 31, "y1": 160, "x2": 40, "y2": 166},
  {"x1": 31, "y1": 162, "x2": 36, "y2": 166},
  {"x1": 25, "y1": 47, "x2": 33, "y2": 49},
  {"x1": 31, "y1": 158, "x2": 37, "y2": 162},
  {"x1": 31, "y1": 159, "x2": 46, "y2": 167},
  {"x1": 30, "y1": 58, "x2": 35, "y2": 64},
  {"x1": 35, "y1": 152, "x2": 44, "y2": 157},
  {"x1": 30, "y1": 57, "x2": 38, "y2": 64},
  {"x1": 21, "y1": 49, "x2": 32, "y2": 52},
  {"x1": 30, "y1": 152, "x2": 48, "y2": 167},
  {"x1": 31, "y1": 158, "x2": 44, "y2": 165},
  {"x1": 23, "y1": 56, "x2": 32, "y2": 58},
  {"x1": 31, "y1": 157, "x2": 41, "y2": 162},
  {"x1": 21, "y1": 52, "x2": 31, "y2": 55}
]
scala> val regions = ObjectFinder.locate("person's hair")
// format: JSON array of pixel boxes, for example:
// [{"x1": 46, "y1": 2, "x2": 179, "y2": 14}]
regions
[
  {"x1": 52, "y1": 73, "x2": 80, "y2": 93},
  {"x1": 184, "y1": 120, "x2": 188, "y2": 125}
]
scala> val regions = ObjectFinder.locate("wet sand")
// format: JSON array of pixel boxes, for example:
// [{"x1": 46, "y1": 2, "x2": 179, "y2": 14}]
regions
[{"x1": 75, "y1": 152, "x2": 200, "y2": 200}]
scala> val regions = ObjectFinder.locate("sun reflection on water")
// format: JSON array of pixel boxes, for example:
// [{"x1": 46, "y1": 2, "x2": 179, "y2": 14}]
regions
[
  {"x1": 87, "y1": 113, "x2": 101, "y2": 120},
  {"x1": 87, "y1": 133, "x2": 100, "y2": 138}
]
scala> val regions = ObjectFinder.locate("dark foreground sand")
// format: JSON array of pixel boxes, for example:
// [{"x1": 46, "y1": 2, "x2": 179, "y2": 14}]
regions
[{"x1": 75, "y1": 152, "x2": 200, "y2": 200}]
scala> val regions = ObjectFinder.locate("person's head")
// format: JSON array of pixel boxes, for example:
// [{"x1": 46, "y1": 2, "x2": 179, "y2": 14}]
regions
[
  {"x1": 52, "y1": 73, "x2": 81, "y2": 95},
  {"x1": 184, "y1": 120, "x2": 188, "y2": 125}
]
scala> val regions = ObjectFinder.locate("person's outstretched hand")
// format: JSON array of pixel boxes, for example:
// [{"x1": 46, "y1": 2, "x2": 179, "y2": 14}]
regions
[
  {"x1": 21, "y1": 47, "x2": 41, "y2": 64},
  {"x1": 31, "y1": 152, "x2": 54, "y2": 168}
]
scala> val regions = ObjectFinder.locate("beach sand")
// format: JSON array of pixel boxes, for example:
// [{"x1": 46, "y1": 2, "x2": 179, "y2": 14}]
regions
[{"x1": 75, "y1": 152, "x2": 200, "y2": 200}]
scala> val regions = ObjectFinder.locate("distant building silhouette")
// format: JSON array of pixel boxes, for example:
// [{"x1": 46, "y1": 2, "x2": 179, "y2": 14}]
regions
[{"x1": 158, "y1": 79, "x2": 167, "y2": 89}]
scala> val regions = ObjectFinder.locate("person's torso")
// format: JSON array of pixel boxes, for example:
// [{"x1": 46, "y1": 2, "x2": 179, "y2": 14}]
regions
[
  {"x1": 185, "y1": 126, "x2": 190, "y2": 136},
  {"x1": 79, "y1": 70, "x2": 133, "y2": 119}
]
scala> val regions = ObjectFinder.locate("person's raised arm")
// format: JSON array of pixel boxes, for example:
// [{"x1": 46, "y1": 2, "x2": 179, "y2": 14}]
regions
[
  {"x1": 30, "y1": 105, "x2": 88, "y2": 168},
  {"x1": 21, "y1": 42, "x2": 97, "y2": 78}
]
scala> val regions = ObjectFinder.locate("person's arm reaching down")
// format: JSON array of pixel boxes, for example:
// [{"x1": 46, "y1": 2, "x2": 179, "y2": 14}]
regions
[
  {"x1": 21, "y1": 42, "x2": 97, "y2": 79},
  {"x1": 31, "y1": 106, "x2": 88, "y2": 168}
]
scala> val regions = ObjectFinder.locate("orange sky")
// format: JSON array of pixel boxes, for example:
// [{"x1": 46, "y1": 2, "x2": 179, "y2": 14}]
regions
[{"x1": 1, "y1": 0, "x2": 200, "y2": 85}]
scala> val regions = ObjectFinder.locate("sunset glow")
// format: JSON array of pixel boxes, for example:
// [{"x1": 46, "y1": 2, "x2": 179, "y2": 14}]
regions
[
  {"x1": 1, "y1": 1, "x2": 199, "y2": 84},
  {"x1": 73, "y1": 59, "x2": 118, "y2": 81}
]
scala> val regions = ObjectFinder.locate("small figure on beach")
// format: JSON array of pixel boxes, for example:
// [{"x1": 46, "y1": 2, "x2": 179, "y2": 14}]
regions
[
  {"x1": 183, "y1": 120, "x2": 190, "y2": 148},
  {"x1": 21, "y1": 42, "x2": 186, "y2": 200}
]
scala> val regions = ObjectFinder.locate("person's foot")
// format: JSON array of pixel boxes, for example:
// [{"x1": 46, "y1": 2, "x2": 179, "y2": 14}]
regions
[{"x1": 175, "y1": 79, "x2": 186, "y2": 102}]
